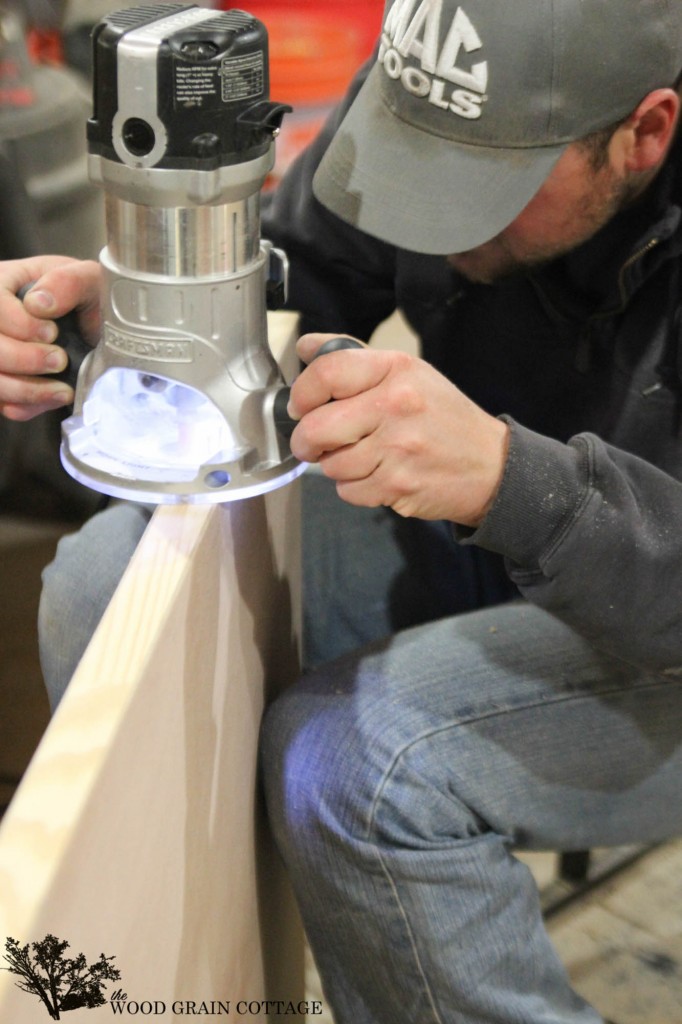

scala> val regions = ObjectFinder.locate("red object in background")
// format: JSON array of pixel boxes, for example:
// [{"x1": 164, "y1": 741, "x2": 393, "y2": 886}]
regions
[
  {"x1": 219, "y1": 0, "x2": 384, "y2": 66},
  {"x1": 26, "y1": 29, "x2": 65, "y2": 66},
  {"x1": 218, "y1": 1, "x2": 383, "y2": 101},
  {"x1": 218, "y1": 1, "x2": 383, "y2": 185},
  {"x1": 1, "y1": 25, "x2": 65, "y2": 108},
  {"x1": 257, "y1": 8, "x2": 365, "y2": 104},
  {"x1": 0, "y1": 48, "x2": 36, "y2": 108}
]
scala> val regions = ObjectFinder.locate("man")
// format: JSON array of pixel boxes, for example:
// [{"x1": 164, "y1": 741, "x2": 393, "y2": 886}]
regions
[{"x1": 1, "y1": 0, "x2": 682, "y2": 1020}]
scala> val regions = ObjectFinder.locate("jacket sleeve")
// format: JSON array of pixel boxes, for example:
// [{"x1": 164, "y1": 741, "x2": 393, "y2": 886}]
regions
[
  {"x1": 459, "y1": 417, "x2": 682, "y2": 675},
  {"x1": 261, "y1": 59, "x2": 398, "y2": 341}
]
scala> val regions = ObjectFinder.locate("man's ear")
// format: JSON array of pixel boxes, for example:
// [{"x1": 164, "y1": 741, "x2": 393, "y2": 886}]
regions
[{"x1": 616, "y1": 88, "x2": 680, "y2": 173}]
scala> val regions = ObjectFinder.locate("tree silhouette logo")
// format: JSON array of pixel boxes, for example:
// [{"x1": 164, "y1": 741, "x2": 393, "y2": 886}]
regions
[{"x1": 2, "y1": 934, "x2": 121, "y2": 1018}]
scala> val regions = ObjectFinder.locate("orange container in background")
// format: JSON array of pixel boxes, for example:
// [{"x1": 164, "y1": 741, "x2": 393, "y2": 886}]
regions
[{"x1": 218, "y1": 1, "x2": 384, "y2": 185}]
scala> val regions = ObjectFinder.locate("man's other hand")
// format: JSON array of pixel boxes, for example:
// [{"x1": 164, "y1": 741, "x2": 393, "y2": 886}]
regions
[{"x1": 0, "y1": 256, "x2": 101, "y2": 421}]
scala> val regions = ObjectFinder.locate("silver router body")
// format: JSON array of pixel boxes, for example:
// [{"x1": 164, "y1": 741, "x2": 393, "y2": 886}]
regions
[
  {"x1": 60, "y1": 4, "x2": 303, "y2": 504},
  {"x1": 62, "y1": 152, "x2": 303, "y2": 504}
]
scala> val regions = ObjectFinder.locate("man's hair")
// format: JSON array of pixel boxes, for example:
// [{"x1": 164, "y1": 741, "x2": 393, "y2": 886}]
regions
[
  {"x1": 579, "y1": 120, "x2": 625, "y2": 171},
  {"x1": 579, "y1": 68, "x2": 682, "y2": 171}
]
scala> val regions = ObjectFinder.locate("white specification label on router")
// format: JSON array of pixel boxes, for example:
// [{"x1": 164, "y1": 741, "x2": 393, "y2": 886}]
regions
[
  {"x1": 220, "y1": 52, "x2": 264, "y2": 101},
  {"x1": 175, "y1": 64, "x2": 219, "y2": 107}
]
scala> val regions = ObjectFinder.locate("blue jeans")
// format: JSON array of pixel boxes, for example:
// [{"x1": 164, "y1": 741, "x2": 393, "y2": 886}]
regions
[
  {"x1": 38, "y1": 500, "x2": 153, "y2": 710},
  {"x1": 39, "y1": 475, "x2": 682, "y2": 1021},
  {"x1": 262, "y1": 605, "x2": 682, "y2": 1023}
]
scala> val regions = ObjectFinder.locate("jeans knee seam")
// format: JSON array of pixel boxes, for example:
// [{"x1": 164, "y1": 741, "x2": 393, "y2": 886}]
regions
[
  {"x1": 371, "y1": 841, "x2": 446, "y2": 1024},
  {"x1": 368, "y1": 673, "x2": 670, "y2": 835},
  {"x1": 361, "y1": 676, "x2": 669, "y2": 1020},
  {"x1": 364, "y1": 727, "x2": 477, "y2": 1024}
]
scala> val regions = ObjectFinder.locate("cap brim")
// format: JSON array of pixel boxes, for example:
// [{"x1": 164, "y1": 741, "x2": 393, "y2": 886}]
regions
[{"x1": 313, "y1": 65, "x2": 568, "y2": 255}]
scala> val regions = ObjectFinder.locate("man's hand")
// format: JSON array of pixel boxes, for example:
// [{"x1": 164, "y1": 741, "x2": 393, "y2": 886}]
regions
[
  {"x1": 0, "y1": 256, "x2": 101, "y2": 421},
  {"x1": 288, "y1": 333, "x2": 510, "y2": 528}
]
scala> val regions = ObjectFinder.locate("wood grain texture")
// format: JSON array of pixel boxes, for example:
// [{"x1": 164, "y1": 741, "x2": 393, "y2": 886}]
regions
[{"x1": 0, "y1": 313, "x2": 305, "y2": 1022}]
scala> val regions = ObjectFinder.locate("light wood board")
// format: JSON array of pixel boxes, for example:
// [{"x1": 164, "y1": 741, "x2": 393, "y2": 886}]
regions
[{"x1": 0, "y1": 312, "x2": 305, "y2": 1022}]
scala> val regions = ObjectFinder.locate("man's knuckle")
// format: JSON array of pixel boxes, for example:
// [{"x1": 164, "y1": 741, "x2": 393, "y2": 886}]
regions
[
  {"x1": 2, "y1": 403, "x2": 32, "y2": 422},
  {"x1": 391, "y1": 497, "x2": 414, "y2": 519},
  {"x1": 386, "y1": 381, "x2": 423, "y2": 417},
  {"x1": 399, "y1": 426, "x2": 426, "y2": 456},
  {"x1": 7, "y1": 342, "x2": 44, "y2": 376},
  {"x1": 293, "y1": 416, "x2": 321, "y2": 457},
  {"x1": 314, "y1": 357, "x2": 338, "y2": 391},
  {"x1": 389, "y1": 465, "x2": 413, "y2": 498},
  {"x1": 391, "y1": 350, "x2": 416, "y2": 373}
]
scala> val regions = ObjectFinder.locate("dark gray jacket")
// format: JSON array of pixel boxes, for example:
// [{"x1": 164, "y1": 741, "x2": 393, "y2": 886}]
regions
[{"x1": 263, "y1": 64, "x2": 682, "y2": 676}]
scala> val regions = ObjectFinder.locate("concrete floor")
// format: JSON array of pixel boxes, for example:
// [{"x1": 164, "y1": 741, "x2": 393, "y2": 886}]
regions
[{"x1": 547, "y1": 841, "x2": 682, "y2": 1023}]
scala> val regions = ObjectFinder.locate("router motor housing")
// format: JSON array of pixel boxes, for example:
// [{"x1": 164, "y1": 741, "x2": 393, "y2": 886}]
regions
[{"x1": 61, "y1": 3, "x2": 304, "y2": 503}]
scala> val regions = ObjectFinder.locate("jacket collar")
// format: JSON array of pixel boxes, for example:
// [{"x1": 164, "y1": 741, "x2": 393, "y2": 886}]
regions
[{"x1": 529, "y1": 128, "x2": 682, "y2": 325}]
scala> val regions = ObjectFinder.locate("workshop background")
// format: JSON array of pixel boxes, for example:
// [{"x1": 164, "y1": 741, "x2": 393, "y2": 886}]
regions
[{"x1": 0, "y1": 3, "x2": 681, "y2": 1022}]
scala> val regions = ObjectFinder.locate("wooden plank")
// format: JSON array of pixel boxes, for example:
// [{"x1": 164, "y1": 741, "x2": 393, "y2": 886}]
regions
[{"x1": 0, "y1": 313, "x2": 305, "y2": 1022}]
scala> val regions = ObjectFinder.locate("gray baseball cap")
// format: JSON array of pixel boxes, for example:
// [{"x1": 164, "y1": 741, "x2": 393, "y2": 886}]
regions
[{"x1": 312, "y1": 0, "x2": 682, "y2": 255}]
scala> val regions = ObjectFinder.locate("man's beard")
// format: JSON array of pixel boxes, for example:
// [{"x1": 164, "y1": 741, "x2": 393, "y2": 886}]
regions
[{"x1": 446, "y1": 167, "x2": 641, "y2": 285}]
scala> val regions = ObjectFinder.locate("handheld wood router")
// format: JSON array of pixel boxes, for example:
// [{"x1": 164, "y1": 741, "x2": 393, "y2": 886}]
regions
[{"x1": 59, "y1": 3, "x2": 307, "y2": 504}]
